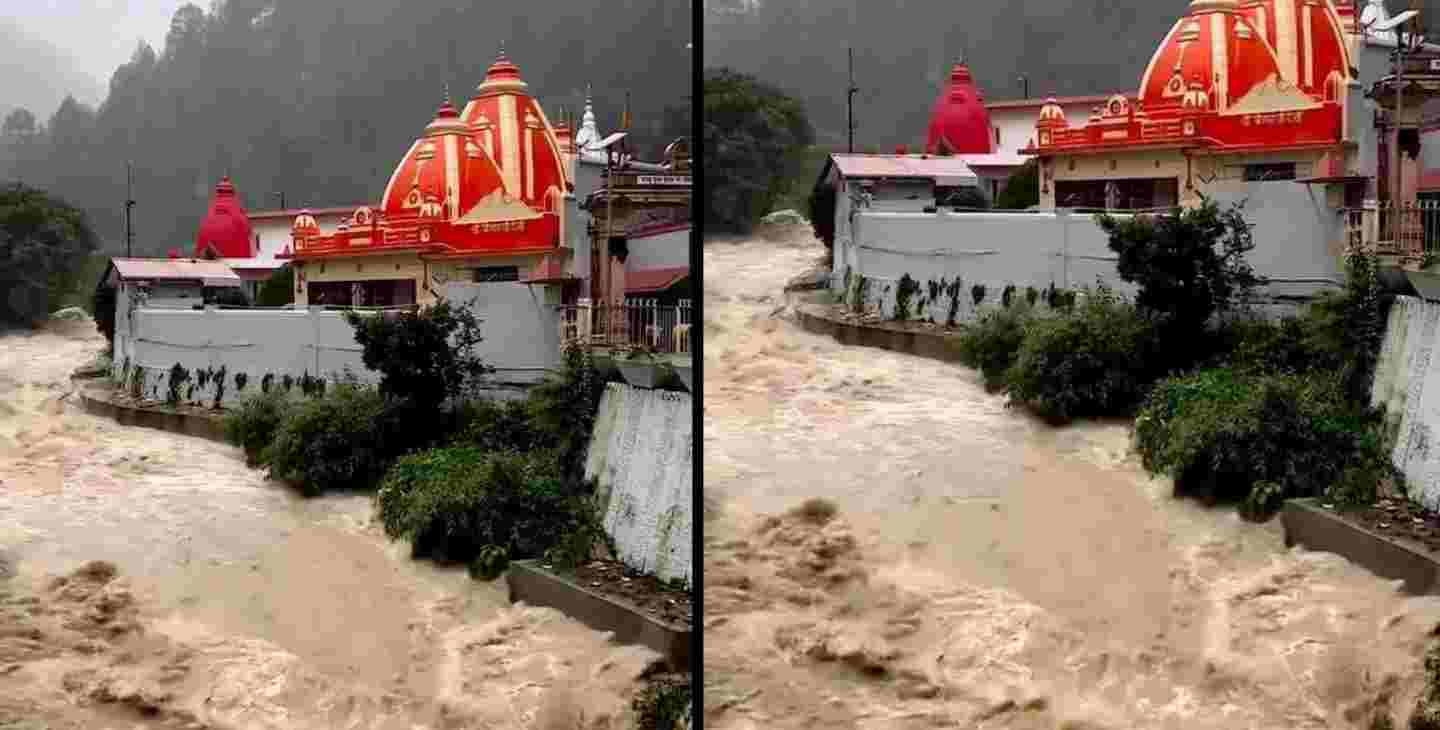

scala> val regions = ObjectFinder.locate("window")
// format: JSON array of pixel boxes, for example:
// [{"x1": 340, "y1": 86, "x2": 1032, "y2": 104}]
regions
[
  {"x1": 1243, "y1": 163, "x2": 1297, "y2": 182},
  {"x1": 473, "y1": 266, "x2": 520, "y2": 283}
]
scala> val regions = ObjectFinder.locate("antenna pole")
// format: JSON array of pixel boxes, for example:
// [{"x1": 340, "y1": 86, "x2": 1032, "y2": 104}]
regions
[
  {"x1": 124, "y1": 161, "x2": 134, "y2": 258},
  {"x1": 848, "y1": 48, "x2": 858, "y2": 153}
]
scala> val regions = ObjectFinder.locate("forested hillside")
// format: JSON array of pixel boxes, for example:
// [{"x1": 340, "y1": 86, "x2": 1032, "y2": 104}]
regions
[{"x1": 0, "y1": 0, "x2": 691, "y2": 255}]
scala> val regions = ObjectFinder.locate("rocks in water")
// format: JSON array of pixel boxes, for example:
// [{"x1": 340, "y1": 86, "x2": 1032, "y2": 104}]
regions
[
  {"x1": 761, "y1": 209, "x2": 807, "y2": 226},
  {"x1": 49, "y1": 307, "x2": 91, "y2": 322}
]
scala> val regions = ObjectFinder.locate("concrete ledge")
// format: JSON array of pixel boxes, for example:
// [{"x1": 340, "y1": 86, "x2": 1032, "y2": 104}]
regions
[
  {"x1": 507, "y1": 559, "x2": 691, "y2": 669},
  {"x1": 78, "y1": 387, "x2": 229, "y2": 444},
  {"x1": 1281, "y1": 498, "x2": 1440, "y2": 595},
  {"x1": 795, "y1": 304, "x2": 964, "y2": 363}
]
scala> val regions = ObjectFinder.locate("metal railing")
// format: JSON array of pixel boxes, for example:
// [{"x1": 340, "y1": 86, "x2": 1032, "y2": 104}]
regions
[
  {"x1": 559, "y1": 299, "x2": 693, "y2": 355},
  {"x1": 1341, "y1": 201, "x2": 1440, "y2": 258}
]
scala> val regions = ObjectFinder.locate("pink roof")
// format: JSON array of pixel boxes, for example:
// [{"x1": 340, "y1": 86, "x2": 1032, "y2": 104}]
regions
[
  {"x1": 626, "y1": 267, "x2": 689, "y2": 294},
  {"x1": 828, "y1": 154, "x2": 979, "y2": 183},
  {"x1": 109, "y1": 258, "x2": 243, "y2": 286}
]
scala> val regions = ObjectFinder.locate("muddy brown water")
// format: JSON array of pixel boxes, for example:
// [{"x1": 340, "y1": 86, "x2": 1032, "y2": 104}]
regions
[
  {"x1": 702, "y1": 229, "x2": 1440, "y2": 729},
  {"x1": 0, "y1": 322, "x2": 656, "y2": 729}
]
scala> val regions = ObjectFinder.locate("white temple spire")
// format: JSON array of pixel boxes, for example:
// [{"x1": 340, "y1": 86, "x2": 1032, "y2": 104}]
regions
[{"x1": 575, "y1": 84, "x2": 602, "y2": 151}]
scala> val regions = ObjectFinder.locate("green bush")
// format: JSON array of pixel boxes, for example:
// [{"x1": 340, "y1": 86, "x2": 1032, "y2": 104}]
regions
[
  {"x1": 1005, "y1": 286, "x2": 1162, "y2": 423},
  {"x1": 223, "y1": 390, "x2": 292, "y2": 466},
  {"x1": 954, "y1": 304, "x2": 1030, "y2": 390},
  {"x1": 375, "y1": 447, "x2": 603, "y2": 566},
  {"x1": 525, "y1": 346, "x2": 611, "y2": 484},
  {"x1": 267, "y1": 384, "x2": 388, "y2": 496},
  {"x1": 256, "y1": 266, "x2": 293, "y2": 307},
  {"x1": 345, "y1": 299, "x2": 491, "y2": 410},
  {"x1": 1134, "y1": 368, "x2": 1390, "y2": 519},
  {"x1": 457, "y1": 397, "x2": 549, "y2": 453}
]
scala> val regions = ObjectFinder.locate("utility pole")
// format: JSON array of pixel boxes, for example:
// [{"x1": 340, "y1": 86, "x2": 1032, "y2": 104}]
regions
[
  {"x1": 1019, "y1": 75, "x2": 1030, "y2": 100},
  {"x1": 848, "y1": 47, "x2": 859, "y2": 153},
  {"x1": 124, "y1": 161, "x2": 135, "y2": 258},
  {"x1": 272, "y1": 191, "x2": 286, "y2": 211}
]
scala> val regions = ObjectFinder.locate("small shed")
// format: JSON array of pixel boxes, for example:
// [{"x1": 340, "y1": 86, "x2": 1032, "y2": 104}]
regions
[{"x1": 101, "y1": 258, "x2": 243, "y2": 309}]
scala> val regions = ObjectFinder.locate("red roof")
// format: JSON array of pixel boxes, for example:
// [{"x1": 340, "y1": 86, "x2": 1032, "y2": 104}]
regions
[
  {"x1": 926, "y1": 61, "x2": 994, "y2": 155},
  {"x1": 194, "y1": 177, "x2": 256, "y2": 259},
  {"x1": 458, "y1": 51, "x2": 569, "y2": 209},
  {"x1": 626, "y1": 267, "x2": 688, "y2": 294}
]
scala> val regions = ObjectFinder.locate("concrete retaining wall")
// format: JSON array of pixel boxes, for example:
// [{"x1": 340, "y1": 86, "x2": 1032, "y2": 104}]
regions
[
  {"x1": 584, "y1": 383, "x2": 693, "y2": 584},
  {"x1": 1372, "y1": 295, "x2": 1440, "y2": 509},
  {"x1": 78, "y1": 387, "x2": 228, "y2": 444}
]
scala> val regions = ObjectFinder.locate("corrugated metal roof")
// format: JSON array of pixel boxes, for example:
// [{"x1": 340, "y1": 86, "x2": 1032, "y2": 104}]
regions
[
  {"x1": 110, "y1": 258, "x2": 243, "y2": 284},
  {"x1": 829, "y1": 154, "x2": 980, "y2": 181},
  {"x1": 626, "y1": 266, "x2": 689, "y2": 294}
]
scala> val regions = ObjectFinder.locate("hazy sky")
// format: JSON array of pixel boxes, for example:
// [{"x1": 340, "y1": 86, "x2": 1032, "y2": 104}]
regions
[{"x1": 14, "y1": 0, "x2": 185, "y2": 88}]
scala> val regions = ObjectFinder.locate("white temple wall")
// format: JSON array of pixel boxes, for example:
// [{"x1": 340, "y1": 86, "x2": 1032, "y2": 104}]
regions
[
  {"x1": 837, "y1": 181, "x2": 1345, "y2": 321},
  {"x1": 110, "y1": 281, "x2": 564, "y2": 406}
]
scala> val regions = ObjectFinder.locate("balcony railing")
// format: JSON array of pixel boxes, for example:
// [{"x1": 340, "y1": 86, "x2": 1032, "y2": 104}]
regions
[
  {"x1": 559, "y1": 298, "x2": 693, "y2": 355},
  {"x1": 1342, "y1": 201, "x2": 1440, "y2": 258}
]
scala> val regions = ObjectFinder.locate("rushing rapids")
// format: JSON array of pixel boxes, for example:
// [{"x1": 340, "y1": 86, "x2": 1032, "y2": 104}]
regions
[
  {"x1": 702, "y1": 227, "x2": 1440, "y2": 729},
  {"x1": 0, "y1": 320, "x2": 656, "y2": 729}
]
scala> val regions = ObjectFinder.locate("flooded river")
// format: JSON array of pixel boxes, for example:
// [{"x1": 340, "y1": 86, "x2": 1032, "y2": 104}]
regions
[
  {"x1": 0, "y1": 322, "x2": 654, "y2": 729},
  {"x1": 702, "y1": 229, "x2": 1440, "y2": 729}
]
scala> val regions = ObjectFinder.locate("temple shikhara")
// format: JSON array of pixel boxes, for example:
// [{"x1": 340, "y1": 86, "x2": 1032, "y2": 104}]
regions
[{"x1": 821, "y1": 0, "x2": 1440, "y2": 322}]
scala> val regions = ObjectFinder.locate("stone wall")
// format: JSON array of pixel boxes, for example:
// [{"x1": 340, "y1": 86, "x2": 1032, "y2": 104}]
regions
[{"x1": 584, "y1": 382, "x2": 693, "y2": 584}]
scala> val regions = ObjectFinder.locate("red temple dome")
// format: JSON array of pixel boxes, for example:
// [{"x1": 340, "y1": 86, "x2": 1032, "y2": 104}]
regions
[
  {"x1": 194, "y1": 176, "x2": 256, "y2": 259},
  {"x1": 460, "y1": 49, "x2": 570, "y2": 211},
  {"x1": 380, "y1": 95, "x2": 510, "y2": 224},
  {"x1": 926, "y1": 59, "x2": 995, "y2": 155},
  {"x1": 1238, "y1": 0, "x2": 1352, "y2": 97},
  {"x1": 1139, "y1": 0, "x2": 1291, "y2": 116}
]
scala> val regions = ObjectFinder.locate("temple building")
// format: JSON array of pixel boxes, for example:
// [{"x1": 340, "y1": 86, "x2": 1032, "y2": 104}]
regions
[
  {"x1": 191, "y1": 177, "x2": 281, "y2": 300},
  {"x1": 280, "y1": 51, "x2": 576, "y2": 308}
]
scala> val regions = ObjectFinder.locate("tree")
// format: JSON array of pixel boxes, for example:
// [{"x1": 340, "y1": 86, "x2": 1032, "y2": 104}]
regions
[
  {"x1": 1096, "y1": 197, "x2": 1265, "y2": 358},
  {"x1": 2, "y1": 109, "x2": 36, "y2": 137},
  {"x1": 807, "y1": 183, "x2": 836, "y2": 250},
  {"x1": 0, "y1": 184, "x2": 100, "y2": 326},
  {"x1": 945, "y1": 187, "x2": 990, "y2": 210},
  {"x1": 995, "y1": 159, "x2": 1040, "y2": 210},
  {"x1": 92, "y1": 283, "x2": 117, "y2": 353},
  {"x1": 345, "y1": 299, "x2": 491, "y2": 410},
  {"x1": 256, "y1": 265, "x2": 293, "y2": 306},
  {"x1": 703, "y1": 67, "x2": 814, "y2": 232}
]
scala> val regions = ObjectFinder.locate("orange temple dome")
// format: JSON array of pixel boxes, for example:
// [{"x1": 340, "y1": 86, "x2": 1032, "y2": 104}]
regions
[
  {"x1": 194, "y1": 176, "x2": 256, "y2": 259},
  {"x1": 926, "y1": 58, "x2": 995, "y2": 155},
  {"x1": 379, "y1": 95, "x2": 510, "y2": 224}
]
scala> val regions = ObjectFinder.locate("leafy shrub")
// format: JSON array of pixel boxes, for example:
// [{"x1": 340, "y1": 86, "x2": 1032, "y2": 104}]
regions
[
  {"x1": 971, "y1": 283, "x2": 987, "y2": 307},
  {"x1": 945, "y1": 277, "x2": 963, "y2": 327},
  {"x1": 212, "y1": 365, "x2": 227, "y2": 409},
  {"x1": 267, "y1": 383, "x2": 388, "y2": 496},
  {"x1": 1001, "y1": 284, "x2": 1016, "y2": 308},
  {"x1": 166, "y1": 363, "x2": 190, "y2": 407},
  {"x1": 234, "y1": 372, "x2": 248, "y2": 393},
  {"x1": 1097, "y1": 197, "x2": 1265, "y2": 361},
  {"x1": 526, "y1": 345, "x2": 611, "y2": 484},
  {"x1": 346, "y1": 299, "x2": 491, "y2": 409},
  {"x1": 1005, "y1": 286, "x2": 1162, "y2": 423},
  {"x1": 1134, "y1": 368, "x2": 1391, "y2": 520},
  {"x1": 468, "y1": 545, "x2": 511, "y2": 582},
  {"x1": 954, "y1": 304, "x2": 1030, "y2": 390},
  {"x1": 1026, "y1": 286, "x2": 1039, "y2": 307},
  {"x1": 256, "y1": 266, "x2": 293, "y2": 307},
  {"x1": 224, "y1": 390, "x2": 292, "y2": 466},
  {"x1": 375, "y1": 447, "x2": 601, "y2": 566},
  {"x1": 260, "y1": 373, "x2": 274, "y2": 394},
  {"x1": 894, "y1": 274, "x2": 920, "y2": 321},
  {"x1": 457, "y1": 397, "x2": 548, "y2": 453}
]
